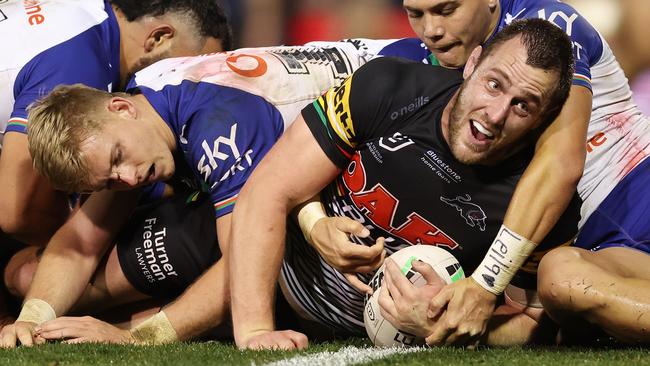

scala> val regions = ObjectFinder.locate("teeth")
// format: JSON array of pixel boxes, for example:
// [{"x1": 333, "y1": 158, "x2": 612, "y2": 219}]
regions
[{"x1": 472, "y1": 120, "x2": 494, "y2": 137}]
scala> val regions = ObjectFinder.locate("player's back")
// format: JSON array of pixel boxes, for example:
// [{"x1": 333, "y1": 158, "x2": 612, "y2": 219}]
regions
[
  {"x1": 129, "y1": 40, "x2": 393, "y2": 131},
  {"x1": 1, "y1": 0, "x2": 116, "y2": 142}
]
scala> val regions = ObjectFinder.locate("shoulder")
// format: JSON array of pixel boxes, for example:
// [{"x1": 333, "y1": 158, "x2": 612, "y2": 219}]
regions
[{"x1": 353, "y1": 57, "x2": 461, "y2": 93}]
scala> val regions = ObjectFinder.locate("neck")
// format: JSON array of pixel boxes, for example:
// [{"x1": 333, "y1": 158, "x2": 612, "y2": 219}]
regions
[
  {"x1": 132, "y1": 94, "x2": 177, "y2": 152},
  {"x1": 484, "y1": 3, "x2": 502, "y2": 43},
  {"x1": 440, "y1": 90, "x2": 460, "y2": 146}
]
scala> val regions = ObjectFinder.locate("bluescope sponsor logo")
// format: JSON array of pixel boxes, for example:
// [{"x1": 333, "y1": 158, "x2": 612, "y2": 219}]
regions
[
  {"x1": 325, "y1": 77, "x2": 355, "y2": 148},
  {"x1": 135, "y1": 217, "x2": 178, "y2": 283}
]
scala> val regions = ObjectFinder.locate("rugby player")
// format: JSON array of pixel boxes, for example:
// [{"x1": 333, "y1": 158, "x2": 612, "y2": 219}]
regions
[
  {"x1": 0, "y1": 0, "x2": 231, "y2": 246},
  {"x1": 308, "y1": 0, "x2": 650, "y2": 345},
  {"x1": 229, "y1": 19, "x2": 578, "y2": 350},
  {"x1": 0, "y1": 40, "x2": 391, "y2": 347}
]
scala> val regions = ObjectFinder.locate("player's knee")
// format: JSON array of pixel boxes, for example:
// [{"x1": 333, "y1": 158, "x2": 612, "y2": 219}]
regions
[
  {"x1": 3, "y1": 247, "x2": 40, "y2": 299},
  {"x1": 538, "y1": 247, "x2": 587, "y2": 311}
]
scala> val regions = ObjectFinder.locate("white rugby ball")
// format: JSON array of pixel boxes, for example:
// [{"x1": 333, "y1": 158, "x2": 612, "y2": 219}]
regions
[{"x1": 363, "y1": 245, "x2": 464, "y2": 347}]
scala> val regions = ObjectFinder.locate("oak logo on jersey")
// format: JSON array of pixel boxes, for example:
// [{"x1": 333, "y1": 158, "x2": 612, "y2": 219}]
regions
[
  {"x1": 324, "y1": 77, "x2": 356, "y2": 148},
  {"x1": 197, "y1": 123, "x2": 253, "y2": 184},
  {"x1": 440, "y1": 194, "x2": 487, "y2": 231},
  {"x1": 342, "y1": 153, "x2": 459, "y2": 249}
]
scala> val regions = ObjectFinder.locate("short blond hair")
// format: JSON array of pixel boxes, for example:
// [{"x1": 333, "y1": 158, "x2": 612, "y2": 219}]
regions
[{"x1": 27, "y1": 84, "x2": 113, "y2": 192}]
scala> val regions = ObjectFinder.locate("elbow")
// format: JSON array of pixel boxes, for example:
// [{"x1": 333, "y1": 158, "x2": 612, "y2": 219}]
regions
[{"x1": 0, "y1": 201, "x2": 28, "y2": 238}]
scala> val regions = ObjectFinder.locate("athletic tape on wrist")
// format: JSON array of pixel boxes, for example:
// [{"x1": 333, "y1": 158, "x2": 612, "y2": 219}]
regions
[
  {"x1": 16, "y1": 298, "x2": 56, "y2": 325},
  {"x1": 129, "y1": 311, "x2": 178, "y2": 345},
  {"x1": 297, "y1": 200, "x2": 327, "y2": 244},
  {"x1": 471, "y1": 225, "x2": 536, "y2": 295}
]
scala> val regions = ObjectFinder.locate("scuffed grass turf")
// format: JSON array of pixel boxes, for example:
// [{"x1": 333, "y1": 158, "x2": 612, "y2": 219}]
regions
[{"x1": 0, "y1": 339, "x2": 648, "y2": 366}]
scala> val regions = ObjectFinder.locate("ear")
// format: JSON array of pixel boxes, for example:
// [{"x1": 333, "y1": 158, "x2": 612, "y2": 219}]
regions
[
  {"x1": 107, "y1": 97, "x2": 137, "y2": 119},
  {"x1": 143, "y1": 24, "x2": 175, "y2": 53},
  {"x1": 463, "y1": 45, "x2": 483, "y2": 79}
]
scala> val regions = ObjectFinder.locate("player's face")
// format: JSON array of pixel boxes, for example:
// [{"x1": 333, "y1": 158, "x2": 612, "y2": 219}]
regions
[
  {"x1": 79, "y1": 117, "x2": 175, "y2": 192},
  {"x1": 403, "y1": 0, "x2": 497, "y2": 68},
  {"x1": 445, "y1": 38, "x2": 559, "y2": 165}
]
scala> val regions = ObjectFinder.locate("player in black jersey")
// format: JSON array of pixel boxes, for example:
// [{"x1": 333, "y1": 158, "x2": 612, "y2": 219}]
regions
[{"x1": 230, "y1": 19, "x2": 577, "y2": 350}]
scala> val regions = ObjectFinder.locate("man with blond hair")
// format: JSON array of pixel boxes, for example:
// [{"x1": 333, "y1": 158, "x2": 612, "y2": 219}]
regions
[{"x1": 0, "y1": 40, "x2": 393, "y2": 347}]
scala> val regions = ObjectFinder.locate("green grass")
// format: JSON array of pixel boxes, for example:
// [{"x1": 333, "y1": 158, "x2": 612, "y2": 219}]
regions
[{"x1": 0, "y1": 339, "x2": 647, "y2": 366}]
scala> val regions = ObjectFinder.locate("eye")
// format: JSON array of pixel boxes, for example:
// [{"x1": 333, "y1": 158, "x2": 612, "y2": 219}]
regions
[
  {"x1": 405, "y1": 9, "x2": 423, "y2": 18},
  {"x1": 487, "y1": 80, "x2": 499, "y2": 90},
  {"x1": 439, "y1": 4, "x2": 458, "y2": 16},
  {"x1": 513, "y1": 100, "x2": 530, "y2": 116}
]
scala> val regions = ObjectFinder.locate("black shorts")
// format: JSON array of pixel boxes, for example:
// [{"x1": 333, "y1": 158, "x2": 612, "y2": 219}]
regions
[{"x1": 117, "y1": 193, "x2": 220, "y2": 299}]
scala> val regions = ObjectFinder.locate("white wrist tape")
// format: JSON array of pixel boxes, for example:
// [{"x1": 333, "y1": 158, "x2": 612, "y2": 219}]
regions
[
  {"x1": 471, "y1": 225, "x2": 536, "y2": 295},
  {"x1": 297, "y1": 200, "x2": 327, "y2": 244},
  {"x1": 16, "y1": 298, "x2": 56, "y2": 325},
  {"x1": 129, "y1": 311, "x2": 179, "y2": 345}
]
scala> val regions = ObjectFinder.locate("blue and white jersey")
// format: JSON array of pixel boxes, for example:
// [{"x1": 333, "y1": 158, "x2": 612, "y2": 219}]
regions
[
  {"x1": 378, "y1": 0, "x2": 650, "y2": 227},
  {"x1": 0, "y1": 0, "x2": 120, "y2": 146},
  {"x1": 128, "y1": 40, "x2": 390, "y2": 217}
]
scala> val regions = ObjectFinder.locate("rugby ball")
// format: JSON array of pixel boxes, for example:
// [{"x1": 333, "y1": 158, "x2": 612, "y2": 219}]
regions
[{"x1": 363, "y1": 245, "x2": 464, "y2": 347}]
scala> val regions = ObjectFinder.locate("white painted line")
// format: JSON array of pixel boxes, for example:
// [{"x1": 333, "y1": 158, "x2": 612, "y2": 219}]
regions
[{"x1": 259, "y1": 345, "x2": 426, "y2": 366}]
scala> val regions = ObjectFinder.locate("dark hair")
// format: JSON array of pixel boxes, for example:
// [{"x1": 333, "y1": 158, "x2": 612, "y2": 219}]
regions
[
  {"x1": 110, "y1": 0, "x2": 233, "y2": 50},
  {"x1": 481, "y1": 18, "x2": 575, "y2": 127}
]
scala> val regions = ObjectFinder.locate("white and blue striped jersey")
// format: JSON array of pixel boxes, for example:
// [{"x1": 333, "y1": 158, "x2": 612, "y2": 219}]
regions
[
  {"x1": 127, "y1": 40, "x2": 392, "y2": 217},
  {"x1": 378, "y1": 0, "x2": 650, "y2": 226},
  {"x1": 0, "y1": 0, "x2": 119, "y2": 146}
]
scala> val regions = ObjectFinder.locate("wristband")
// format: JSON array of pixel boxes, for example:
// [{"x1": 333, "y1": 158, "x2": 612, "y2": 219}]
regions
[
  {"x1": 129, "y1": 311, "x2": 179, "y2": 345},
  {"x1": 471, "y1": 225, "x2": 536, "y2": 295},
  {"x1": 297, "y1": 200, "x2": 327, "y2": 244},
  {"x1": 16, "y1": 298, "x2": 56, "y2": 325}
]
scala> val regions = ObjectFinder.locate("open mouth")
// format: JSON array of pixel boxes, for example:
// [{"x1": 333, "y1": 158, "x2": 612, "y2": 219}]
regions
[{"x1": 470, "y1": 119, "x2": 495, "y2": 142}]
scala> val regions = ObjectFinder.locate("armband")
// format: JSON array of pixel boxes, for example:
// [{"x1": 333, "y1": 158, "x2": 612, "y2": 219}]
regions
[
  {"x1": 16, "y1": 298, "x2": 56, "y2": 325},
  {"x1": 129, "y1": 311, "x2": 178, "y2": 345},
  {"x1": 471, "y1": 225, "x2": 536, "y2": 295},
  {"x1": 297, "y1": 200, "x2": 327, "y2": 244}
]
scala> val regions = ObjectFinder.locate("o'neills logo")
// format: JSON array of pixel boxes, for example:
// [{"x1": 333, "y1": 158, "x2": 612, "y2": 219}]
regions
[
  {"x1": 135, "y1": 217, "x2": 178, "y2": 283},
  {"x1": 390, "y1": 96, "x2": 430, "y2": 120},
  {"x1": 23, "y1": 0, "x2": 45, "y2": 26}
]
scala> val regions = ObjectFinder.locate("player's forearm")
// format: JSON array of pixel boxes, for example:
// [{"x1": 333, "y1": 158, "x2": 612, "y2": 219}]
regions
[
  {"x1": 25, "y1": 233, "x2": 107, "y2": 317},
  {"x1": 230, "y1": 189, "x2": 289, "y2": 344},
  {"x1": 162, "y1": 259, "x2": 230, "y2": 341},
  {"x1": 502, "y1": 150, "x2": 582, "y2": 243},
  {"x1": 503, "y1": 85, "x2": 591, "y2": 243},
  {"x1": 483, "y1": 304, "x2": 551, "y2": 346}
]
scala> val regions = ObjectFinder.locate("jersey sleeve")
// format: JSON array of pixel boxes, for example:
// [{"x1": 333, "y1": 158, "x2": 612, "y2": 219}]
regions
[
  {"x1": 182, "y1": 90, "x2": 284, "y2": 218},
  {"x1": 301, "y1": 57, "x2": 454, "y2": 169},
  {"x1": 9, "y1": 35, "x2": 116, "y2": 134}
]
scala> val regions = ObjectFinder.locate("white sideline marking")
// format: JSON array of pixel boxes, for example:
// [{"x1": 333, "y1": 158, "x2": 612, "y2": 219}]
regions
[{"x1": 259, "y1": 345, "x2": 426, "y2": 366}]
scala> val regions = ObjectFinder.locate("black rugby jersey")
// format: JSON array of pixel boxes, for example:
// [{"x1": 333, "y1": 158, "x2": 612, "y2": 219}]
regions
[{"x1": 280, "y1": 57, "x2": 581, "y2": 334}]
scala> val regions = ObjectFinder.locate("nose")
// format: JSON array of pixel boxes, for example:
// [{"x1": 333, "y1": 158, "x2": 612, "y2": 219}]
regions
[
  {"x1": 116, "y1": 166, "x2": 139, "y2": 187},
  {"x1": 485, "y1": 97, "x2": 510, "y2": 127},
  {"x1": 422, "y1": 15, "x2": 444, "y2": 40}
]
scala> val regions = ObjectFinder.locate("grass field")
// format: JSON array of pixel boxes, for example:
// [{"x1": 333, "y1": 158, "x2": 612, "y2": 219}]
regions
[{"x1": 0, "y1": 339, "x2": 647, "y2": 366}]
